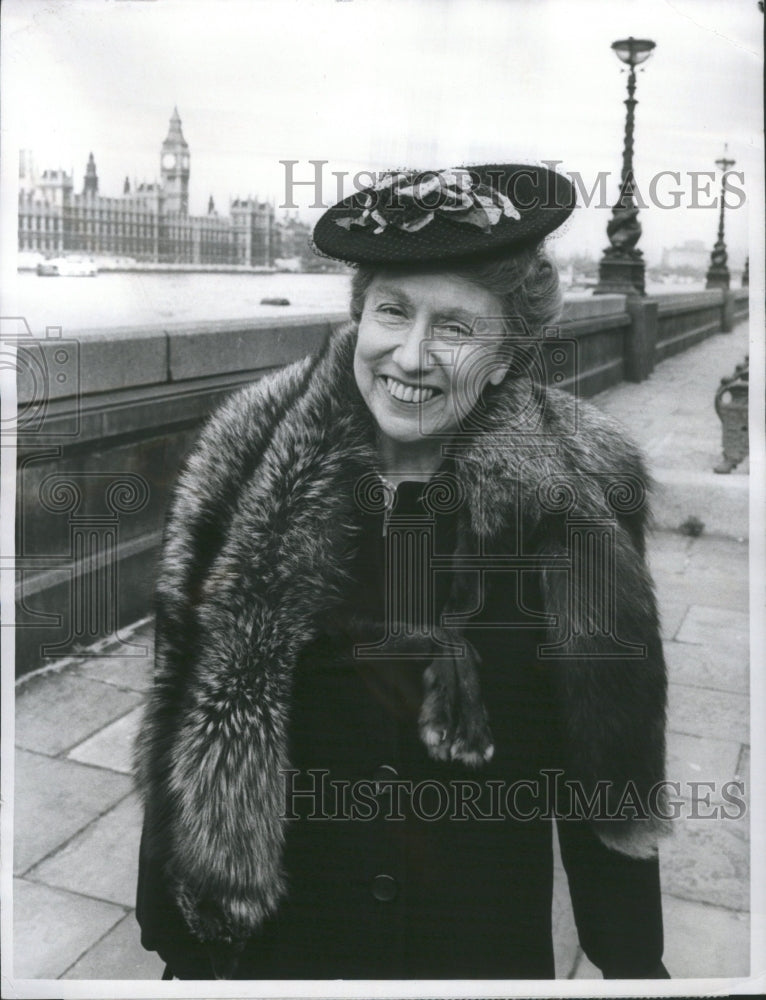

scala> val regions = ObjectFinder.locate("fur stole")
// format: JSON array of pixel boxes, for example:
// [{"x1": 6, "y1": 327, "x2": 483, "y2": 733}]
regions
[{"x1": 135, "y1": 322, "x2": 668, "y2": 947}]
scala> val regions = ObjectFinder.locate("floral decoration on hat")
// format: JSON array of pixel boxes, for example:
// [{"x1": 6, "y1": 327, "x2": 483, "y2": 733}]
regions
[{"x1": 334, "y1": 168, "x2": 521, "y2": 236}]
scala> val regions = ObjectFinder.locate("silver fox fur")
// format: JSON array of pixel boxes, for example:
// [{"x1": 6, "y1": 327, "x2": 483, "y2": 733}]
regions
[{"x1": 135, "y1": 322, "x2": 669, "y2": 945}]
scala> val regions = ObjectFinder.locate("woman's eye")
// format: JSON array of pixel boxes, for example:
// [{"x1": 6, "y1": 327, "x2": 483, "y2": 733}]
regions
[
  {"x1": 377, "y1": 303, "x2": 406, "y2": 318},
  {"x1": 433, "y1": 322, "x2": 471, "y2": 338}
]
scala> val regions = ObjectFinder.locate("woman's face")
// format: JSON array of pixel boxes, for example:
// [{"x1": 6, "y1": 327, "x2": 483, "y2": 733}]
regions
[{"x1": 354, "y1": 272, "x2": 509, "y2": 451}]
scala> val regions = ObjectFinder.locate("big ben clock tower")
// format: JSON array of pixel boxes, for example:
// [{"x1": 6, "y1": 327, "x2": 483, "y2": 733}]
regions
[{"x1": 160, "y1": 107, "x2": 190, "y2": 215}]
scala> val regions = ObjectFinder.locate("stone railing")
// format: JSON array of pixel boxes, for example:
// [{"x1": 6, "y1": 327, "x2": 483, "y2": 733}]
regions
[
  {"x1": 653, "y1": 288, "x2": 748, "y2": 364},
  {"x1": 13, "y1": 314, "x2": 339, "y2": 676},
  {"x1": 12, "y1": 288, "x2": 749, "y2": 675}
]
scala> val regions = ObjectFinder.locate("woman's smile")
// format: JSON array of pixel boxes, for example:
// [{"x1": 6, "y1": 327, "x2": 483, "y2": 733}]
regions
[{"x1": 381, "y1": 374, "x2": 440, "y2": 404}]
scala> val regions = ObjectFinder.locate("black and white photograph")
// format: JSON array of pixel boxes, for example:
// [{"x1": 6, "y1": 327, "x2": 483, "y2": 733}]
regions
[{"x1": 0, "y1": 0, "x2": 763, "y2": 995}]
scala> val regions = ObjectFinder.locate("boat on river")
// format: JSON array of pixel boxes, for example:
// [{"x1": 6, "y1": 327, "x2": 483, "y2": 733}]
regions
[{"x1": 36, "y1": 256, "x2": 99, "y2": 277}]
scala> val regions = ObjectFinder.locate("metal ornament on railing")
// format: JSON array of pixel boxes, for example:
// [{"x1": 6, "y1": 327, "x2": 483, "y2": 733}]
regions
[{"x1": 714, "y1": 357, "x2": 749, "y2": 474}]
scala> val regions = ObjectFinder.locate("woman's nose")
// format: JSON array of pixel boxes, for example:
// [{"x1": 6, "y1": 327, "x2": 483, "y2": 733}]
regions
[{"x1": 391, "y1": 315, "x2": 433, "y2": 373}]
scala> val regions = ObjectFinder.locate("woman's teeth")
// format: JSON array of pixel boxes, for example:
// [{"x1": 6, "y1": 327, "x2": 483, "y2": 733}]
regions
[{"x1": 383, "y1": 376, "x2": 436, "y2": 403}]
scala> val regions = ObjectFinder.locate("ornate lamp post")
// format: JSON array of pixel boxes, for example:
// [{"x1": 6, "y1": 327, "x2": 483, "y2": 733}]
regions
[
  {"x1": 595, "y1": 37, "x2": 655, "y2": 297},
  {"x1": 705, "y1": 147, "x2": 736, "y2": 290}
]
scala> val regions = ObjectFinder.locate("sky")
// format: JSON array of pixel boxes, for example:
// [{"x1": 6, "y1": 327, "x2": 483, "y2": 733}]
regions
[{"x1": 1, "y1": 0, "x2": 763, "y2": 267}]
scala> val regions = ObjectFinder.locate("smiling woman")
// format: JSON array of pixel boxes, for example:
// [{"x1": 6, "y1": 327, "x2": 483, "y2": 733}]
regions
[
  {"x1": 135, "y1": 163, "x2": 671, "y2": 981},
  {"x1": 350, "y1": 247, "x2": 562, "y2": 476},
  {"x1": 353, "y1": 272, "x2": 510, "y2": 470}
]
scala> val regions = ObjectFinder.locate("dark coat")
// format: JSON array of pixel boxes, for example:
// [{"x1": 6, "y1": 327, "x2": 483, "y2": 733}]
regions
[{"x1": 135, "y1": 323, "x2": 669, "y2": 979}]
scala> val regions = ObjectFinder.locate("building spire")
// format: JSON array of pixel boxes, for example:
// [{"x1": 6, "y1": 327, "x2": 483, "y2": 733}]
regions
[
  {"x1": 164, "y1": 106, "x2": 188, "y2": 146},
  {"x1": 83, "y1": 151, "x2": 99, "y2": 195}
]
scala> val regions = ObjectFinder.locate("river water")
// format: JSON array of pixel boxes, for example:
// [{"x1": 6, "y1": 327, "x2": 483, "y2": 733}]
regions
[
  {"x1": 7, "y1": 271, "x2": 353, "y2": 336},
  {"x1": 6, "y1": 270, "x2": 701, "y2": 338}
]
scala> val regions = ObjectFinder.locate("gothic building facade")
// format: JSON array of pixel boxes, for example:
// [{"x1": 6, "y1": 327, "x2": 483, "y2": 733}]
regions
[{"x1": 18, "y1": 109, "x2": 290, "y2": 267}]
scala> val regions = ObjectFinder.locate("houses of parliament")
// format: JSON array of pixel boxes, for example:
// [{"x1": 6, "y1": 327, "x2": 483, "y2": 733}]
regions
[{"x1": 18, "y1": 108, "x2": 308, "y2": 267}]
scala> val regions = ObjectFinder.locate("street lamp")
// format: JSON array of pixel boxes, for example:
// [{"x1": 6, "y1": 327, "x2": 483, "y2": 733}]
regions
[
  {"x1": 705, "y1": 146, "x2": 736, "y2": 290},
  {"x1": 595, "y1": 37, "x2": 656, "y2": 297}
]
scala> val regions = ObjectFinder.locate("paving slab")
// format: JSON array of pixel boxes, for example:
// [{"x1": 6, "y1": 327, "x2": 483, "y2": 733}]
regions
[
  {"x1": 126, "y1": 620, "x2": 156, "y2": 648},
  {"x1": 61, "y1": 912, "x2": 165, "y2": 980},
  {"x1": 660, "y1": 815, "x2": 749, "y2": 912},
  {"x1": 27, "y1": 793, "x2": 143, "y2": 908},
  {"x1": 15, "y1": 749, "x2": 133, "y2": 875},
  {"x1": 594, "y1": 323, "x2": 751, "y2": 540},
  {"x1": 662, "y1": 895, "x2": 750, "y2": 979},
  {"x1": 675, "y1": 604, "x2": 749, "y2": 651},
  {"x1": 595, "y1": 324, "x2": 749, "y2": 470},
  {"x1": 572, "y1": 950, "x2": 601, "y2": 979},
  {"x1": 16, "y1": 671, "x2": 143, "y2": 756},
  {"x1": 77, "y1": 652, "x2": 155, "y2": 693},
  {"x1": 650, "y1": 471, "x2": 749, "y2": 539},
  {"x1": 13, "y1": 877, "x2": 125, "y2": 979},
  {"x1": 667, "y1": 683, "x2": 748, "y2": 744},
  {"x1": 652, "y1": 430, "x2": 721, "y2": 470},
  {"x1": 650, "y1": 533, "x2": 750, "y2": 698},
  {"x1": 663, "y1": 639, "x2": 749, "y2": 695},
  {"x1": 654, "y1": 568, "x2": 750, "y2": 616},
  {"x1": 573, "y1": 897, "x2": 750, "y2": 980},
  {"x1": 665, "y1": 731, "x2": 743, "y2": 802},
  {"x1": 684, "y1": 534, "x2": 749, "y2": 576},
  {"x1": 646, "y1": 531, "x2": 694, "y2": 576},
  {"x1": 658, "y1": 598, "x2": 689, "y2": 642},
  {"x1": 551, "y1": 866, "x2": 579, "y2": 979},
  {"x1": 67, "y1": 705, "x2": 144, "y2": 774}
]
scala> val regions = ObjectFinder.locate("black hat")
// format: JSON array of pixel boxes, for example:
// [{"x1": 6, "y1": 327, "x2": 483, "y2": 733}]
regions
[{"x1": 311, "y1": 163, "x2": 576, "y2": 265}]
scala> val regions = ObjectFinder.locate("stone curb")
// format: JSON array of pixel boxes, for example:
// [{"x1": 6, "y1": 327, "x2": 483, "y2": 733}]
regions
[{"x1": 652, "y1": 468, "x2": 749, "y2": 539}]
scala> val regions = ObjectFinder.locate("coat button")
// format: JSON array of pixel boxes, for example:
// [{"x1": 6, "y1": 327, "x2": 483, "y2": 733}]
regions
[
  {"x1": 371, "y1": 874, "x2": 398, "y2": 902},
  {"x1": 373, "y1": 764, "x2": 398, "y2": 782}
]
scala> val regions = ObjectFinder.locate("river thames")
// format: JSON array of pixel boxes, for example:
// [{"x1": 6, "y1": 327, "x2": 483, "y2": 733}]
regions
[
  {"x1": 6, "y1": 269, "x2": 701, "y2": 337},
  {"x1": 7, "y1": 271, "x2": 353, "y2": 336}
]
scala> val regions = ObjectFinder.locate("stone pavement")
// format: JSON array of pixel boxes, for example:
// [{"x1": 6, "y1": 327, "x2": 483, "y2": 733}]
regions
[
  {"x1": 594, "y1": 316, "x2": 750, "y2": 540},
  {"x1": 11, "y1": 321, "x2": 752, "y2": 983}
]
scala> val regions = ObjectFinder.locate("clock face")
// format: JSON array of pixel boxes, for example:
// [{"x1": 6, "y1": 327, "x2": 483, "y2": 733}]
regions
[{"x1": 162, "y1": 153, "x2": 176, "y2": 170}]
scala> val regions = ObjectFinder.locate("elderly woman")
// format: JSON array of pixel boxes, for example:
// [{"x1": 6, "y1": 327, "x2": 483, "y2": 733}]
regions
[{"x1": 136, "y1": 164, "x2": 670, "y2": 980}]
